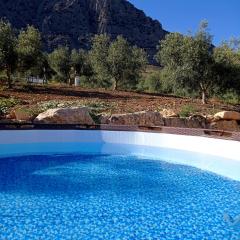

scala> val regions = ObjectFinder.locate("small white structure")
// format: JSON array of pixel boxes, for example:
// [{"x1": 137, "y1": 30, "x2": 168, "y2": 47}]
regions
[
  {"x1": 74, "y1": 76, "x2": 80, "y2": 87},
  {"x1": 27, "y1": 76, "x2": 44, "y2": 84}
]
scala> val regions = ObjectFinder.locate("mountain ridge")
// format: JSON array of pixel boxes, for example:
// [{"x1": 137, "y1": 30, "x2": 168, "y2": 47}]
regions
[{"x1": 0, "y1": 0, "x2": 168, "y2": 59}]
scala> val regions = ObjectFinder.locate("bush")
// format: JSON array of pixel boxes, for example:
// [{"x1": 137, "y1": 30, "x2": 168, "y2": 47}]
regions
[
  {"x1": 138, "y1": 70, "x2": 172, "y2": 94},
  {"x1": 79, "y1": 75, "x2": 96, "y2": 88},
  {"x1": 219, "y1": 90, "x2": 240, "y2": 105},
  {"x1": 0, "y1": 97, "x2": 19, "y2": 115},
  {"x1": 179, "y1": 104, "x2": 197, "y2": 117},
  {"x1": 144, "y1": 71, "x2": 162, "y2": 93}
]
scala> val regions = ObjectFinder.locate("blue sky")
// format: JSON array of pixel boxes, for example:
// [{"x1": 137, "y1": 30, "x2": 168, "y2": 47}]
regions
[{"x1": 128, "y1": 0, "x2": 240, "y2": 46}]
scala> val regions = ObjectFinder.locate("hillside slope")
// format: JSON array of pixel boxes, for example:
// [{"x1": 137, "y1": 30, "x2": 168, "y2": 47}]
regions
[{"x1": 0, "y1": 0, "x2": 167, "y2": 59}]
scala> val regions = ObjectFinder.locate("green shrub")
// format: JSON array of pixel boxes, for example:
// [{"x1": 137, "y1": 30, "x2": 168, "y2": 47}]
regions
[
  {"x1": 145, "y1": 72, "x2": 162, "y2": 93},
  {"x1": 0, "y1": 97, "x2": 19, "y2": 115},
  {"x1": 138, "y1": 71, "x2": 172, "y2": 94},
  {"x1": 179, "y1": 104, "x2": 197, "y2": 117},
  {"x1": 220, "y1": 90, "x2": 240, "y2": 105},
  {"x1": 79, "y1": 75, "x2": 96, "y2": 88}
]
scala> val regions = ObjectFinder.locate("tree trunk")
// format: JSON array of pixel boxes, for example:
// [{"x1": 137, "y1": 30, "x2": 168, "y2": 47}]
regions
[
  {"x1": 68, "y1": 74, "x2": 72, "y2": 85},
  {"x1": 6, "y1": 66, "x2": 12, "y2": 89},
  {"x1": 112, "y1": 78, "x2": 118, "y2": 91},
  {"x1": 202, "y1": 90, "x2": 206, "y2": 104},
  {"x1": 43, "y1": 67, "x2": 47, "y2": 84}
]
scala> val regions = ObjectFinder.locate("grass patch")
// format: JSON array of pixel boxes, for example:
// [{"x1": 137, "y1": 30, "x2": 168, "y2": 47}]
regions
[{"x1": 179, "y1": 104, "x2": 197, "y2": 118}]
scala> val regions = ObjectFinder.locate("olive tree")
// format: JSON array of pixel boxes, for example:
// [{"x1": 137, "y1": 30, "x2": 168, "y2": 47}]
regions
[
  {"x1": 213, "y1": 40, "x2": 240, "y2": 95},
  {"x1": 89, "y1": 34, "x2": 111, "y2": 87},
  {"x1": 0, "y1": 20, "x2": 17, "y2": 88},
  {"x1": 156, "y1": 21, "x2": 215, "y2": 104},
  {"x1": 108, "y1": 36, "x2": 147, "y2": 90},
  {"x1": 48, "y1": 46, "x2": 71, "y2": 84},
  {"x1": 17, "y1": 25, "x2": 43, "y2": 77}
]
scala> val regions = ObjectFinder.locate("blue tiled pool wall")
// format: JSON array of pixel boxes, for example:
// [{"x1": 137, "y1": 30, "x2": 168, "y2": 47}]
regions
[
  {"x1": 0, "y1": 141, "x2": 240, "y2": 181},
  {"x1": 0, "y1": 130, "x2": 240, "y2": 181}
]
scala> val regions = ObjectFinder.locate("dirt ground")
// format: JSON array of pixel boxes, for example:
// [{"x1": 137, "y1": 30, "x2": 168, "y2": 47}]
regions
[{"x1": 1, "y1": 85, "x2": 239, "y2": 115}]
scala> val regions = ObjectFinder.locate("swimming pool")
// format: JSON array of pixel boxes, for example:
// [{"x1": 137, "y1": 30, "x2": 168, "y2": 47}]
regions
[{"x1": 0, "y1": 130, "x2": 240, "y2": 239}]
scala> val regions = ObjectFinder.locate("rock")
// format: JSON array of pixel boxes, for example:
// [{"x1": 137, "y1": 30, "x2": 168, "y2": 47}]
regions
[
  {"x1": 214, "y1": 111, "x2": 240, "y2": 121},
  {"x1": 5, "y1": 110, "x2": 15, "y2": 119},
  {"x1": 100, "y1": 114, "x2": 111, "y2": 124},
  {"x1": 10, "y1": 109, "x2": 36, "y2": 121},
  {"x1": 0, "y1": 119, "x2": 16, "y2": 123},
  {"x1": 34, "y1": 107, "x2": 95, "y2": 125},
  {"x1": 206, "y1": 115, "x2": 215, "y2": 123},
  {"x1": 107, "y1": 111, "x2": 164, "y2": 126},
  {"x1": 0, "y1": 0, "x2": 168, "y2": 62},
  {"x1": 164, "y1": 117, "x2": 186, "y2": 128},
  {"x1": 160, "y1": 109, "x2": 178, "y2": 118},
  {"x1": 210, "y1": 120, "x2": 239, "y2": 132},
  {"x1": 187, "y1": 115, "x2": 207, "y2": 128},
  {"x1": 164, "y1": 115, "x2": 206, "y2": 129}
]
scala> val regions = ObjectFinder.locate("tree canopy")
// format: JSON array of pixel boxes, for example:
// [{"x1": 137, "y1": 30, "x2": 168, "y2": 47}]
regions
[
  {"x1": 48, "y1": 46, "x2": 71, "y2": 84},
  {"x1": 156, "y1": 21, "x2": 216, "y2": 104},
  {"x1": 17, "y1": 25, "x2": 42, "y2": 75},
  {"x1": 0, "y1": 20, "x2": 17, "y2": 88}
]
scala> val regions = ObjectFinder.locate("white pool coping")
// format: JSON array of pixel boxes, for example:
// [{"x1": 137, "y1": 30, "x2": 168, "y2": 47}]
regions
[{"x1": 0, "y1": 130, "x2": 240, "y2": 181}]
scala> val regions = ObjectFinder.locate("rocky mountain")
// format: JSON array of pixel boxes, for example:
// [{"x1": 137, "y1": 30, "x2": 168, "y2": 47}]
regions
[{"x1": 0, "y1": 0, "x2": 168, "y2": 60}]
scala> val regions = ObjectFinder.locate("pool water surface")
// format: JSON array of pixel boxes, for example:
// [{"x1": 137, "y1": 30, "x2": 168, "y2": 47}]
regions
[{"x1": 0, "y1": 153, "x2": 239, "y2": 239}]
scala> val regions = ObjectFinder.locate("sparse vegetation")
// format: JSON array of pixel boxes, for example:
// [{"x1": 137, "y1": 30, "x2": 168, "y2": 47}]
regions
[
  {"x1": 179, "y1": 105, "x2": 197, "y2": 118},
  {"x1": 0, "y1": 97, "x2": 19, "y2": 115},
  {"x1": 220, "y1": 90, "x2": 240, "y2": 105}
]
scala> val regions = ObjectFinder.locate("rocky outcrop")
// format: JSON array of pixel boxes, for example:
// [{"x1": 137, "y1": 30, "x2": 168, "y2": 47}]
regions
[
  {"x1": 6, "y1": 106, "x2": 240, "y2": 132},
  {"x1": 0, "y1": 0, "x2": 167, "y2": 60},
  {"x1": 101, "y1": 110, "x2": 240, "y2": 131},
  {"x1": 187, "y1": 115, "x2": 207, "y2": 128},
  {"x1": 205, "y1": 111, "x2": 240, "y2": 131},
  {"x1": 34, "y1": 107, "x2": 95, "y2": 124},
  {"x1": 101, "y1": 111, "x2": 206, "y2": 129},
  {"x1": 164, "y1": 115, "x2": 206, "y2": 129},
  {"x1": 160, "y1": 109, "x2": 178, "y2": 118},
  {"x1": 103, "y1": 111, "x2": 164, "y2": 126},
  {"x1": 163, "y1": 117, "x2": 186, "y2": 128},
  {"x1": 210, "y1": 120, "x2": 239, "y2": 132},
  {"x1": 214, "y1": 111, "x2": 240, "y2": 121}
]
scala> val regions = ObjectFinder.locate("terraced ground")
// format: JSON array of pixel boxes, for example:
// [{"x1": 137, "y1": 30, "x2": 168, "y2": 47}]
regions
[{"x1": 0, "y1": 84, "x2": 239, "y2": 117}]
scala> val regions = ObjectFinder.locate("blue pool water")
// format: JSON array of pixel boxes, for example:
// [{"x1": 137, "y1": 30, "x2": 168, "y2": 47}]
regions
[{"x1": 0, "y1": 153, "x2": 240, "y2": 240}]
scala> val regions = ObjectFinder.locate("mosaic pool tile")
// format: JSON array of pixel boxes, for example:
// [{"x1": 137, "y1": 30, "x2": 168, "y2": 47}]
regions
[{"x1": 0, "y1": 154, "x2": 239, "y2": 239}]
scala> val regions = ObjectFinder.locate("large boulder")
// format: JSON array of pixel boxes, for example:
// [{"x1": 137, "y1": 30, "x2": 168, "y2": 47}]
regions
[
  {"x1": 164, "y1": 115, "x2": 206, "y2": 129},
  {"x1": 214, "y1": 111, "x2": 240, "y2": 121},
  {"x1": 160, "y1": 109, "x2": 178, "y2": 118},
  {"x1": 186, "y1": 115, "x2": 207, "y2": 128},
  {"x1": 106, "y1": 111, "x2": 164, "y2": 126},
  {"x1": 210, "y1": 120, "x2": 239, "y2": 132},
  {"x1": 34, "y1": 107, "x2": 95, "y2": 125},
  {"x1": 164, "y1": 117, "x2": 186, "y2": 128}
]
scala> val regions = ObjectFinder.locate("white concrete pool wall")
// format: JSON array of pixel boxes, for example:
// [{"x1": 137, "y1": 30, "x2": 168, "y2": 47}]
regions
[{"x1": 0, "y1": 130, "x2": 240, "y2": 181}]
